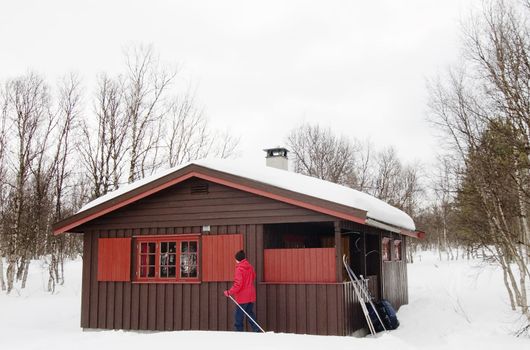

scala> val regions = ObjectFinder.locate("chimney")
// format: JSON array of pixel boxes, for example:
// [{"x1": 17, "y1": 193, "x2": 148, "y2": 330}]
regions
[{"x1": 264, "y1": 147, "x2": 289, "y2": 170}]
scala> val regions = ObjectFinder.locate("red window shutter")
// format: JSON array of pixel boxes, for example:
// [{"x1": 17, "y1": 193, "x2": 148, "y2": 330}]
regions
[
  {"x1": 202, "y1": 234, "x2": 243, "y2": 282},
  {"x1": 97, "y1": 238, "x2": 132, "y2": 281},
  {"x1": 263, "y1": 248, "x2": 336, "y2": 283}
]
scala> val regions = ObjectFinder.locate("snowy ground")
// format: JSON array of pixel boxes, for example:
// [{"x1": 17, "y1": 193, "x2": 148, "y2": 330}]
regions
[{"x1": 1, "y1": 252, "x2": 529, "y2": 350}]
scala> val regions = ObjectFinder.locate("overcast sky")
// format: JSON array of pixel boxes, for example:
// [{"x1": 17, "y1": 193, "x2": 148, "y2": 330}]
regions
[{"x1": 0, "y1": 0, "x2": 480, "y2": 169}]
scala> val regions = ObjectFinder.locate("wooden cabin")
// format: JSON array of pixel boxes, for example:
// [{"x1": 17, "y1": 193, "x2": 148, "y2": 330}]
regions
[{"x1": 53, "y1": 151, "x2": 423, "y2": 336}]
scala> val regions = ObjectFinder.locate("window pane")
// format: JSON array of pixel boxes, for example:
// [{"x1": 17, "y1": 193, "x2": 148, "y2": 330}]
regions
[
  {"x1": 140, "y1": 266, "x2": 147, "y2": 277},
  {"x1": 180, "y1": 239, "x2": 198, "y2": 279},
  {"x1": 180, "y1": 255, "x2": 188, "y2": 277},
  {"x1": 382, "y1": 239, "x2": 391, "y2": 261},
  {"x1": 161, "y1": 252, "x2": 169, "y2": 266},
  {"x1": 394, "y1": 241, "x2": 402, "y2": 260},
  {"x1": 161, "y1": 242, "x2": 168, "y2": 253},
  {"x1": 189, "y1": 253, "x2": 197, "y2": 266},
  {"x1": 148, "y1": 243, "x2": 156, "y2": 254},
  {"x1": 169, "y1": 242, "x2": 176, "y2": 253},
  {"x1": 148, "y1": 266, "x2": 155, "y2": 277},
  {"x1": 149, "y1": 255, "x2": 155, "y2": 265},
  {"x1": 188, "y1": 265, "x2": 197, "y2": 277},
  {"x1": 189, "y1": 253, "x2": 197, "y2": 277},
  {"x1": 168, "y1": 266, "x2": 176, "y2": 277}
]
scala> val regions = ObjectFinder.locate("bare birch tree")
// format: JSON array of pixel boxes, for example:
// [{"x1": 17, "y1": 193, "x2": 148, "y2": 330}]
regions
[
  {"x1": 123, "y1": 45, "x2": 176, "y2": 182},
  {"x1": 47, "y1": 74, "x2": 82, "y2": 292},
  {"x1": 165, "y1": 94, "x2": 240, "y2": 167},
  {"x1": 429, "y1": 63, "x2": 530, "y2": 330},
  {"x1": 287, "y1": 123, "x2": 359, "y2": 186},
  {"x1": 79, "y1": 74, "x2": 127, "y2": 199},
  {"x1": 0, "y1": 94, "x2": 8, "y2": 291},
  {"x1": 2, "y1": 73, "x2": 50, "y2": 293}
]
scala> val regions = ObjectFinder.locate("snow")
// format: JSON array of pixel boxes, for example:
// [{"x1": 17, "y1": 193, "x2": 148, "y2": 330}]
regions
[
  {"x1": 1, "y1": 252, "x2": 529, "y2": 350},
  {"x1": 78, "y1": 158, "x2": 415, "y2": 231}
]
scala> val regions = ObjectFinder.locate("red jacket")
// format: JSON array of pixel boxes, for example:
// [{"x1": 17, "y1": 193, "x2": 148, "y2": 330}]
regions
[{"x1": 228, "y1": 259, "x2": 256, "y2": 304}]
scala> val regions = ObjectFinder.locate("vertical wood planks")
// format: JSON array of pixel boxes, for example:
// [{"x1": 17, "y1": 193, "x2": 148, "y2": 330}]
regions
[
  {"x1": 81, "y1": 222, "x2": 385, "y2": 335},
  {"x1": 202, "y1": 234, "x2": 243, "y2": 281},
  {"x1": 263, "y1": 248, "x2": 336, "y2": 283},
  {"x1": 81, "y1": 233, "x2": 91, "y2": 328}
]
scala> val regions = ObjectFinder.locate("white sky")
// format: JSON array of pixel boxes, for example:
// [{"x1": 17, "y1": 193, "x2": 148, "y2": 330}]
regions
[{"x1": 0, "y1": 0, "x2": 480, "y2": 169}]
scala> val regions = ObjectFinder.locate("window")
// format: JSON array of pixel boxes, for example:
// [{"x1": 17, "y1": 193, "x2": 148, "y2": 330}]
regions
[
  {"x1": 179, "y1": 241, "x2": 198, "y2": 279},
  {"x1": 382, "y1": 237, "x2": 391, "y2": 262},
  {"x1": 394, "y1": 240, "x2": 402, "y2": 261},
  {"x1": 135, "y1": 235, "x2": 200, "y2": 282}
]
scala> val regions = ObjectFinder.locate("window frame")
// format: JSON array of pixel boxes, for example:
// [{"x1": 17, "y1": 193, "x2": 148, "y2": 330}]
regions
[
  {"x1": 134, "y1": 234, "x2": 201, "y2": 283},
  {"x1": 394, "y1": 239, "x2": 402, "y2": 261},
  {"x1": 382, "y1": 237, "x2": 392, "y2": 262}
]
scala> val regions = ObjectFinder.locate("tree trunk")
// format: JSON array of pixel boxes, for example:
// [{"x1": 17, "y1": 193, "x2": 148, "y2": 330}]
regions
[
  {"x1": 501, "y1": 257, "x2": 517, "y2": 310},
  {"x1": 513, "y1": 161, "x2": 530, "y2": 265},
  {"x1": 0, "y1": 256, "x2": 5, "y2": 291},
  {"x1": 20, "y1": 260, "x2": 30, "y2": 289},
  {"x1": 48, "y1": 254, "x2": 57, "y2": 293},
  {"x1": 6, "y1": 256, "x2": 16, "y2": 294},
  {"x1": 16, "y1": 255, "x2": 26, "y2": 281}
]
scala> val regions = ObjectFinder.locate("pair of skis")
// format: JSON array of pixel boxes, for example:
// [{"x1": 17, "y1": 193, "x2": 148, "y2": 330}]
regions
[{"x1": 342, "y1": 254, "x2": 387, "y2": 336}]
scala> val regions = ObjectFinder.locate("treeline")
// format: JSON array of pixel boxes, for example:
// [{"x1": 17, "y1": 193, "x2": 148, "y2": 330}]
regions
[
  {"x1": 427, "y1": 0, "x2": 530, "y2": 331},
  {"x1": 287, "y1": 123, "x2": 423, "y2": 218},
  {"x1": 0, "y1": 45, "x2": 239, "y2": 293},
  {"x1": 286, "y1": 1, "x2": 530, "y2": 333}
]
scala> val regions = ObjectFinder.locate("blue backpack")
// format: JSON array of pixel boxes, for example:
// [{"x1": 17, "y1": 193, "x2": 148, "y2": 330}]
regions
[{"x1": 376, "y1": 299, "x2": 400, "y2": 330}]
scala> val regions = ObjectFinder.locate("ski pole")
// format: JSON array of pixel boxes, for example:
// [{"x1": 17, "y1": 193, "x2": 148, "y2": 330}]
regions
[{"x1": 228, "y1": 295, "x2": 266, "y2": 333}]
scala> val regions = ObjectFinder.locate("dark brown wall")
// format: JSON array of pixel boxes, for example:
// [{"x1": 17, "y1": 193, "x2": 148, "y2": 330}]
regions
[
  {"x1": 83, "y1": 225, "x2": 257, "y2": 331},
  {"x1": 260, "y1": 282, "x2": 362, "y2": 336},
  {"x1": 81, "y1": 224, "x2": 354, "y2": 335},
  {"x1": 381, "y1": 236, "x2": 408, "y2": 309},
  {"x1": 82, "y1": 179, "x2": 334, "y2": 231}
]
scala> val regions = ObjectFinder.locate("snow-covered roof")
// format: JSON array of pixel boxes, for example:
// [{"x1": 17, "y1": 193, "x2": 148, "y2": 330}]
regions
[{"x1": 79, "y1": 158, "x2": 415, "y2": 231}]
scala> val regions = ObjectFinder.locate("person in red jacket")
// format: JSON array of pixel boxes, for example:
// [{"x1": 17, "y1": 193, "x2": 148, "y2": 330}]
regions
[{"x1": 224, "y1": 250, "x2": 260, "y2": 332}]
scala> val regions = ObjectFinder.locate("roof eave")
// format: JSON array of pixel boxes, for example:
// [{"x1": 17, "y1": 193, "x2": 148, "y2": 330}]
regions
[
  {"x1": 365, "y1": 218, "x2": 425, "y2": 239},
  {"x1": 53, "y1": 164, "x2": 369, "y2": 235}
]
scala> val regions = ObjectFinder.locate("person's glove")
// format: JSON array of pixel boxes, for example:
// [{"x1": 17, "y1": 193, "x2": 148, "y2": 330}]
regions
[{"x1": 223, "y1": 290, "x2": 230, "y2": 297}]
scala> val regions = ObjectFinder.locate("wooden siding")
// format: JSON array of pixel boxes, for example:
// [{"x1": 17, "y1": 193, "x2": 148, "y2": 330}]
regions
[
  {"x1": 381, "y1": 237, "x2": 408, "y2": 309},
  {"x1": 263, "y1": 248, "x2": 336, "y2": 283},
  {"x1": 83, "y1": 226, "x2": 243, "y2": 331},
  {"x1": 82, "y1": 224, "x2": 361, "y2": 335},
  {"x1": 259, "y1": 282, "x2": 356, "y2": 336},
  {"x1": 382, "y1": 261, "x2": 408, "y2": 309},
  {"x1": 342, "y1": 282, "x2": 366, "y2": 335},
  {"x1": 82, "y1": 179, "x2": 334, "y2": 230}
]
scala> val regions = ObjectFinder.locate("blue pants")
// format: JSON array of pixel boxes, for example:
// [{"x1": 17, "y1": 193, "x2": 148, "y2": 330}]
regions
[{"x1": 234, "y1": 302, "x2": 260, "y2": 332}]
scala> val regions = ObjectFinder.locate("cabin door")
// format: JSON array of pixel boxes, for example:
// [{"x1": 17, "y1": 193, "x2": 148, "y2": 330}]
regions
[
  {"x1": 365, "y1": 233, "x2": 381, "y2": 300},
  {"x1": 346, "y1": 232, "x2": 365, "y2": 278}
]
